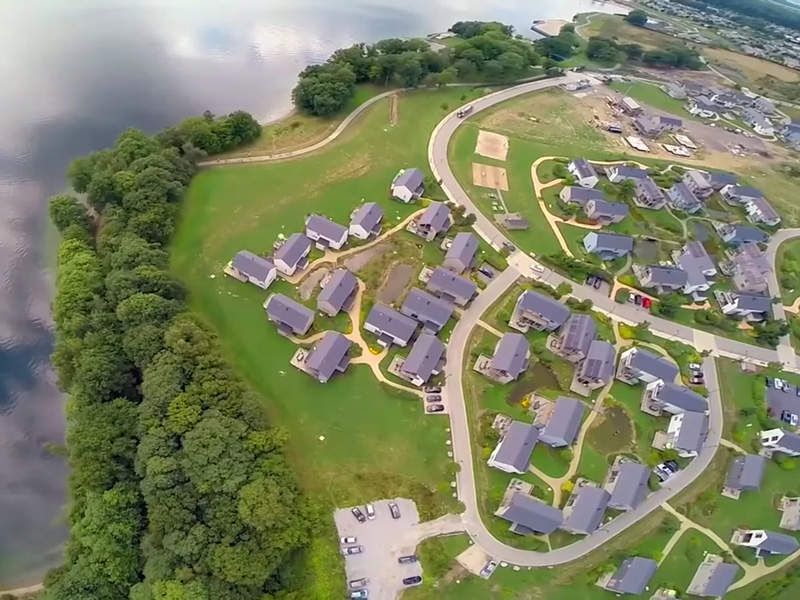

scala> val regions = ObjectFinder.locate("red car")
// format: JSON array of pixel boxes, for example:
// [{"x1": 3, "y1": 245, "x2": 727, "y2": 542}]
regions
[{"x1": 642, "y1": 297, "x2": 652, "y2": 309}]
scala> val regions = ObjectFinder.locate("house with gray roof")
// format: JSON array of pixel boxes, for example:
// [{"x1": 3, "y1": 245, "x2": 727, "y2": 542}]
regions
[
  {"x1": 717, "y1": 223, "x2": 768, "y2": 247},
  {"x1": 540, "y1": 397, "x2": 584, "y2": 447},
  {"x1": 568, "y1": 158, "x2": 599, "y2": 188},
  {"x1": 664, "y1": 411, "x2": 708, "y2": 457},
  {"x1": 305, "y1": 214, "x2": 348, "y2": 250},
  {"x1": 400, "y1": 333, "x2": 445, "y2": 387},
  {"x1": 743, "y1": 196, "x2": 781, "y2": 227},
  {"x1": 666, "y1": 82, "x2": 687, "y2": 99},
  {"x1": 645, "y1": 380, "x2": 708, "y2": 414},
  {"x1": 725, "y1": 454, "x2": 766, "y2": 494},
  {"x1": 264, "y1": 293, "x2": 314, "y2": 337},
  {"x1": 637, "y1": 264, "x2": 688, "y2": 292},
  {"x1": 658, "y1": 115, "x2": 682, "y2": 131},
  {"x1": 228, "y1": 250, "x2": 277, "y2": 289},
  {"x1": 715, "y1": 290, "x2": 771, "y2": 322},
  {"x1": 364, "y1": 303, "x2": 417, "y2": 347},
  {"x1": 730, "y1": 243, "x2": 771, "y2": 294},
  {"x1": 722, "y1": 184, "x2": 764, "y2": 206},
  {"x1": 577, "y1": 340, "x2": 616, "y2": 389},
  {"x1": 550, "y1": 314, "x2": 596, "y2": 362},
  {"x1": 483, "y1": 333, "x2": 530, "y2": 384},
  {"x1": 742, "y1": 107, "x2": 774, "y2": 135},
  {"x1": 618, "y1": 347, "x2": 679, "y2": 385},
  {"x1": 274, "y1": 233, "x2": 311, "y2": 276},
  {"x1": 785, "y1": 130, "x2": 800, "y2": 151},
  {"x1": 683, "y1": 170, "x2": 714, "y2": 198},
  {"x1": 414, "y1": 201, "x2": 451, "y2": 241},
  {"x1": 304, "y1": 331, "x2": 352, "y2": 383},
  {"x1": 488, "y1": 421, "x2": 539, "y2": 474},
  {"x1": 317, "y1": 269, "x2": 357, "y2": 317},
  {"x1": 349, "y1": 202, "x2": 384, "y2": 240},
  {"x1": 495, "y1": 491, "x2": 563, "y2": 535},
  {"x1": 600, "y1": 557, "x2": 658, "y2": 595},
  {"x1": 391, "y1": 168, "x2": 425, "y2": 202},
  {"x1": 708, "y1": 172, "x2": 737, "y2": 191},
  {"x1": 443, "y1": 232, "x2": 478, "y2": 274},
  {"x1": 583, "y1": 231, "x2": 633, "y2": 260},
  {"x1": 607, "y1": 461, "x2": 650, "y2": 511},
  {"x1": 510, "y1": 290, "x2": 570, "y2": 333},
  {"x1": 678, "y1": 252, "x2": 712, "y2": 299},
  {"x1": 667, "y1": 182, "x2": 702, "y2": 214},
  {"x1": 425, "y1": 266, "x2": 477, "y2": 307},
  {"x1": 633, "y1": 178, "x2": 667, "y2": 210},
  {"x1": 560, "y1": 186, "x2": 605, "y2": 206},
  {"x1": 760, "y1": 428, "x2": 800, "y2": 457},
  {"x1": 754, "y1": 96, "x2": 776, "y2": 114},
  {"x1": 584, "y1": 198, "x2": 628, "y2": 225},
  {"x1": 562, "y1": 485, "x2": 610, "y2": 535},
  {"x1": 687, "y1": 555, "x2": 739, "y2": 598},
  {"x1": 607, "y1": 165, "x2": 649, "y2": 183},
  {"x1": 688, "y1": 96, "x2": 719, "y2": 117},
  {"x1": 733, "y1": 530, "x2": 800, "y2": 557},
  {"x1": 681, "y1": 241, "x2": 717, "y2": 276},
  {"x1": 400, "y1": 288, "x2": 453, "y2": 334},
  {"x1": 633, "y1": 115, "x2": 663, "y2": 138}
]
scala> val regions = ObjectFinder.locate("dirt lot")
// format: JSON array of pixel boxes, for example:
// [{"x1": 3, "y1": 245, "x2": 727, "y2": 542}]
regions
[
  {"x1": 378, "y1": 263, "x2": 414, "y2": 303},
  {"x1": 704, "y1": 47, "x2": 800, "y2": 84},
  {"x1": 475, "y1": 130, "x2": 509, "y2": 161},
  {"x1": 471, "y1": 163, "x2": 509, "y2": 191}
]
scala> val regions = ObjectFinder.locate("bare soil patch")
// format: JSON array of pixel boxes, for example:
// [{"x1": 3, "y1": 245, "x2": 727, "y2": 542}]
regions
[
  {"x1": 299, "y1": 267, "x2": 329, "y2": 300},
  {"x1": 343, "y1": 243, "x2": 389, "y2": 273},
  {"x1": 378, "y1": 263, "x2": 414, "y2": 304},
  {"x1": 390, "y1": 93, "x2": 399, "y2": 126},
  {"x1": 705, "y1": 47, "x2": 800, "y2": 83},
  {"x1": 475, "y1": 129, "x2": 509, "y2": 161},
  {"x1": 471, "y1": 163, "x2": 509, "y2": 191}
]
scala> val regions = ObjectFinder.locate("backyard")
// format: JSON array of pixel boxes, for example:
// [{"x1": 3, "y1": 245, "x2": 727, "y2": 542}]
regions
[{"x1": 777, "y1": 238, "x2": 800, "y2": 307}]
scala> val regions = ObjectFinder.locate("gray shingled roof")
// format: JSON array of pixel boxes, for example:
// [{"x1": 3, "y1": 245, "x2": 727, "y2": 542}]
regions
[
  {"x1": 232, "y1": 250, "x2": 274, "y2": 282},
  {"x1": 586, "y1": 231, "x2": 634, "y2": 252},
  {"x1": 580, "y1": 340, "x2": 616, "y2": 383},
  {"x1": 365, "y1": 304, "x2": 417, "y2": 344},
  {"x1": 634, "y1": 115, "x2": 662, "y2": 135},
  {"x1": 613, "y1": 165, "x2": 649, "y2": 180},
  {"x1": 498, "y1": 492, "x2": 563, "y2": 534},
  {"x1": 490, "y1": 333, "x2": 530, "y2": 379},
  {"x1": 541, "y1": 397, "x2": 584, "y2": 446},
  {"x1": 636, "y1": 177, "x2": 666, "y2": 201},
  {"x1": 517, "y1": 291, "x2": 570, "y2": 327},
  {"x1": 777, "y1": 430, "x2": 800, "y2": 453},
  {"x1": 683, "y1": 241, "x2": 715, "y2": 273},
  {"x1": 675, "y1": 411, "x2": 708, "y2": 454},
  {"x1": 274, "y1": 233, "x2": 311, "y2": 268},
  {"x1": 426, "y1": 267, "x2": 477, "y2": 303},
  {"x1": 445, "y1": 232, "x2": 478, "y2": 266},
  {"x1": 564, "y1": 186, "x2": 605, "y2": 203},
  {"x1": 627, "y1": 348, "x2": 679, "y2": 382},
  {"x1": 709, "y1": 172, "x2": 737, "y2": 188},
  {"x1": 679, "y1": 253, "x2": 709, "y2": 289},
  {"x1": 609, "y1": 462, "x2": 650, "y2": 510},
  {"x1": 659, "y1": 115, "x2": 682, "y2": 127},
  {"x1": 402, "y1": 333, "x2": 445, "y2": 382},
  {"x1": 307, "y1": 331, "x2": 351, "y2": 381},
  {"x1": 560, "y1": 314, "x2": 597, "y2": 356},
  {"x1": 693, "y1": 561, "x2": 739, "y2": 597},
  {"x1": 644, "y1": 265, "x2": 688, "y2": 287},
  {"x1": 563, "y1": 486, "x2": 610, "y2": 534},
  {"x1": 492, "y1": 422, "x2": 539, "y2": 473},
  {"x1": 393, "y1": 168, "x2": 424, "y2": 191},
  {"x1": 265, "y1": 293, "x2": 314, "y2": 334},
  {"x1": 725, "y1": 455, "x2": 766, "y2": 491},
  {"x1": 750, "y1": 196, "x2": 780, "y2": 223},
  {"x1": 668, "y1": 182, "x2": 702, "y2": 211},
  {"x1": 588, "y1": 198, "x2": 629, "y2": 218},
  {"x1": 401, "y1": 288, "x2": 454, "y2": 331},
  {"x1": 606, "y1": 557, "x2": 658, "y2": 594},
  {"x1": 657, "y1": 382, "x2": 708, "y2": 412},
  {"x1": 418, "y1": 202, "x2": 451, "y2": 230},
  {"x1": 726, "y1": 225, "x2": 767, "y2": 245},
  {"x1": 758, "y1": 531, "x2": 800, "y2": 554},
  {"x1": 726, "y1": 185, "x2": 764, "y2": 200},
  {"x1": 350, "y1": 202, "x2": 384, "y2": 232},
  {"x1": 306, "y1": 214, "x2": 348, "y2": 241},
  {"x1": 735, "y1": 293, "x2": 772, "y2": 314},
  {"x1": 317, "y1": 269, "x2": 357, "y2": 313},
  {"x1": 571, "y1": 158, "x2": 597, "y2": 180},
  {"x1": 684, "y1": 170, "x2": 711, "y2": 188}
]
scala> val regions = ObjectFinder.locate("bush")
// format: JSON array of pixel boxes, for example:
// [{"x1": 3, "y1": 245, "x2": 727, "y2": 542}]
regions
[{"x1": 774, "y1": 453, "x2": 797, "y2": 471}]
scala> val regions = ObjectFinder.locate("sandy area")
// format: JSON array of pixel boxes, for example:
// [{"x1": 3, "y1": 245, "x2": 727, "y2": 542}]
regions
[
  {"x1": 472, "y1": 163, "x2": 509, "y2": 191},
  {"x1": 476, "y1": 129, "x2": 509, "y2": 161}
]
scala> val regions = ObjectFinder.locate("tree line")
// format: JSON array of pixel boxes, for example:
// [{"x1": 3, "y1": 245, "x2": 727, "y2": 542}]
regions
[
  {"x1": 292, "y1": 21, "x2": 547, "y2": 116},
  {"x1": 45, "y1": 111, "x2": 313, "y2": 599},
  {"x1": 585, "y1": 30, "x2": 703, "y2": 69}
]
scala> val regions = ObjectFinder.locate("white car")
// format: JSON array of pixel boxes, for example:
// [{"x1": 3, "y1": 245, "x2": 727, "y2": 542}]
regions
[
  {"x1": 366, "y1": 503, "x2": 376, "y2": 520},
  {"x1": 688, "y1": 363, "x2": 702, "y2": 371},
  {"x1": 340, "y1": 536, "x2": 357, "y2": 545},
  {"x1": 530, "y1": 263, "x2": 545, "y2": 273}
]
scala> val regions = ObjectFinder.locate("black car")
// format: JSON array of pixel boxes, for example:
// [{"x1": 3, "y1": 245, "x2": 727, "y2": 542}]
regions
[
  {"x1": 398, "y1": 555, "x2": 418, "y2": 564},
  {"x1": 478, "y1": 268, "x2": 494, "y2": 279},
  {"x1": 424, "y1": 385, "x2": 441, "y2": 393},
  {"x1": 403, "y1": 576, "x2": 423, "y2": 586},
  {"x1": 426, "y1": 404, "x2": 445, "y2": 413},
  {"x1": 389, "y1": 502, "x2": 401, "y2": 519},
  {"x1": 426, "y1": 395, "x2": 442, "y2": 402},
  {"x1": 593, "y1": 278, "x2": 602, "y2": 289},
  {"x1": 585, "y1": 275, "x2": 595, "y2": 286},
  {"x1": 634, "y1": 294, "x2": 643, "y2": 306},
  {"x1": 351, "y1": 507, "x2": 366, "y2": 523}
]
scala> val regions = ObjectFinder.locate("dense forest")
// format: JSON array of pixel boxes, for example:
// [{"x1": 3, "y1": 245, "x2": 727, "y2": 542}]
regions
[
  {"x1": 45, "y1": 111, "x2": 314, "y2": 599},
  {"x1": 673, "y1": 0, "x2": 800, "y2": 31}
]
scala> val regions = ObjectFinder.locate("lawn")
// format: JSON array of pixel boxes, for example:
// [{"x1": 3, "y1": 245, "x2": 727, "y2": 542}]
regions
[
  {"x1": 608, "y1": 380, "x2": 666, "y2": 465},
  {"x1": 716, "y1": 357, "x2": 762, "y2": 442},
  {"x1": 558, "y1": 222, "x2": 591, "y2": 258},
  {"x1": 580, "y1": 14, "x2": 682, "y2": 51},
  {"x1": 777, "y1": 237, "x2": 800, "y2": 306},
  {"x1": 703, "y1": 47, "x2": 800, "y2": 101},
  {"x1": 649, "y1": 530, "x2": 733, "y2": 594},
  {"x1": 607, "y1": 81, "x2": 693, "y2": 118}
]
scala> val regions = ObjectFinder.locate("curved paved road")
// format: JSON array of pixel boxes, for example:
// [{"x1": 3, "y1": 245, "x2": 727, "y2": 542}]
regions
[{"x1": 428, "y1": 75, "x2": 789, "y2": 566}]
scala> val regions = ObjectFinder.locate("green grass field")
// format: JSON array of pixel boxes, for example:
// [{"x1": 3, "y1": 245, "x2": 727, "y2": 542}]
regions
[
  {"x1": 777, "y1": 238, "x2": 800, "y2": 306},
  {"x1": 650, "y1": 530, "x2": 734, "y2": 593},
  {"x1": 608, "y1": 380, "x2": 666, "y2": 465},
  {"x1": 607, "y1": 81, "x2": 693, "y2": 118}
]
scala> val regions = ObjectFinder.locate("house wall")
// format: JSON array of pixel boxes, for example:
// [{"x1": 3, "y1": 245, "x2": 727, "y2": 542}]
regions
[{"x1": 392, "y1": 185, "x2": 414, "y2": 203}]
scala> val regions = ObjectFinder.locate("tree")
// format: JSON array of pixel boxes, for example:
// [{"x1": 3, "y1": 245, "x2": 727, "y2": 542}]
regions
[
  {"x1": 626, "y1": 9, "x2": 649, "y2": 27},
  {"x1": 585, "y1": 37, "x2": 621, "y2": 63},
  {"x1": 654, "y1": 293, "x2": 683, "y2": 317},
  {"x1": 50, "y1": 194, "x2": 93, "y2": 236},
  {"x1": 621, "y1": 43, "x2": 644, "y2": 61},
  {"x1": 555, "y1": 282, "x2": 573, "y2": 298},
  {"x1": 437, "y1": 68, "x2": 458, "y2": 87},
  {"x1": 292, "y1": 63, "x2": 357, "y2": 117},
  {"x1": 753, "y1": 319, "x2": 790, "y2": 347}
]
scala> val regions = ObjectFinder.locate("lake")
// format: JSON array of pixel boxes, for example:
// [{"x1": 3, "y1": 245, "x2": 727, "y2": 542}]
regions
[{"x1": 0, "y1": 0, "x2": 626, "y2": 586}]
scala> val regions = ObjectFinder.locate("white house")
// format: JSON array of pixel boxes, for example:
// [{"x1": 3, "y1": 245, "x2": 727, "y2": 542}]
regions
[
  {"x1": 568, "y1": 158, "x2": 599, "y2": 188},
  {"x1": 273, "y1": 233, "x2": 311, "y2": 277},
  {"x1": 488, "y1": 421, "x2": 540, "y2": 474},
  {"x1": 305, "y1": 214, "x2": 348, "y2": 250},
  {"x1": 761, "y1": 428, "x2": 800, "y2": 457},
  {"x1": 227, "y1": 251, "x2": 277, "y2": 290},
  {"x1": 349, "y1": 202, "x2": 384, "y2": 240},
  {"x1": 664, "y1": 411, "x2": 708, "y2": 458},
  {"x1": 391, "y1": 168, "x2": 425, "y2": 202}
]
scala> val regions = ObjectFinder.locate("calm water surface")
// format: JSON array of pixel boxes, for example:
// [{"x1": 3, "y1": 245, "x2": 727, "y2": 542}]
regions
[{"x1": 0, "y1": 0, "x2": 625, "y2": 585}]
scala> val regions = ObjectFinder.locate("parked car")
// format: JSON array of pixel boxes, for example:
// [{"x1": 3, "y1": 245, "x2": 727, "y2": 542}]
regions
[
  {"x1": 530, "y1": 263, "x2": 545, "y2": 273},
  {"x1": 402, "y1": 576, "x2": 423, "y2": 586},
  {"x1": 781, "y1": 410, "x2": 799, "y2": 427},
  {"x1": 426, "y1": 404, "x2": 445, "y2": 413},
  {"x1": 426, "y1": 395, "x2": 442, "y2": 402},
  {"x1": 350, "y1": 590, "x2": 369, "y2": 599},
  {"x1": 340, "y1": 536, "x2": 357, "y2": 545},
  {"x1": 424, "y1": 385, "x2": 441, "y2": 393},
  {"x1": 654, "y1": 460, "x2": 680, "y2": 482},
  {"x1": 629, "y1": 293, "x2": 637, "y2": 303},
  {"x1": 502, "y1": 241, "x2": 516, "y2": 253},
  {"x1": 351, "y1": 507, "x2": 366, "y2": 523},
  {"x1": 795, "y1": 386, "x2": 800, "y2": 397},
  {"x1": 480, "y1": 561, "x2": 498, "y2": 578},
  {"x1": 389, "y1": 502, "x2": 401, "y2": 519},
  {"x1": 586, "y1": 275, "x2": 595, "y2": 286},
  {"x1": 366, "y1": 503, "x2": 376, "y2": 520},
  {"x1": 342, "y1": 545, "x2": 364, "y2": 555},
  {"x1": 349, "y1": 578, "x2": 368, "y2": 589},
  {"x1": 642, "y1": 297, "x2": 651, "y2": 309},
  {"x1": 766, "y1": 377, "x2": 774, "y2": 388},
  {"x1": 398, "y1": 555, "x2": 418, "y2": 564},
  {"x1": 688, "y1": 363, "x2": 702, "y2": 371},
  {"x1": 689, "y1": 376, "x2": 704, "y2": 386},
  {"x1": 634, "y1": 294, "x2": 643, "y2": 306},
  {"x1": 593, "y1": 278, "x2": 602, "y2": 289}
]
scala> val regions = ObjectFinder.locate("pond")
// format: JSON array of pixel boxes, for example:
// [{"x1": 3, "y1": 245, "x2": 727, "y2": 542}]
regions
[
  {"x1": 507, "y1": 362, "x2": 561, "y2": 406},
  {"x1": 587, "y1": 405, "x2": 634, "y2": 455}
]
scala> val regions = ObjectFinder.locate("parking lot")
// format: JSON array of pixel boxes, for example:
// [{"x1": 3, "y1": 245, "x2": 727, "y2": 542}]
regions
[
  {"x1": 333, "y1": 499, "x2": 424, "y2": 600},
  {"x1": 422, "y1": 384, "x2": 449, "y2": 416}
]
